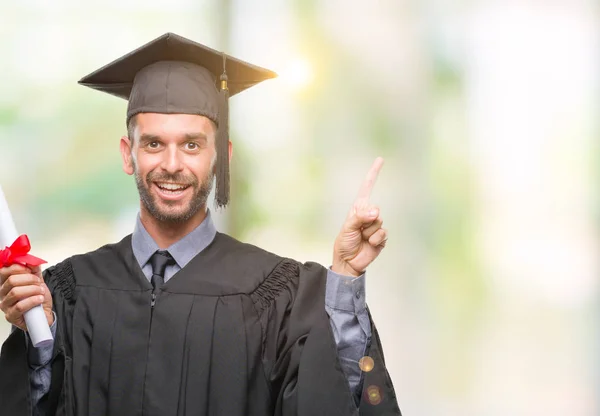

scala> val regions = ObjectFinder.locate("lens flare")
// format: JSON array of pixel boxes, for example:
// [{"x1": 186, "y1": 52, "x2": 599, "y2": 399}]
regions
[
  {"x1": 366, "y1": 385, "x2": 382, "y2": 405},
  {"x1": 280, "y1": 58, "x2": 314, "y2": 89},
  {"x1": 359, "y1": 356, "x2": 375, "y2": 372}
]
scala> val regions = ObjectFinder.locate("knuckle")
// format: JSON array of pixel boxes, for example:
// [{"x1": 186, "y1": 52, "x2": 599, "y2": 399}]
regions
[
  {"x1": 5, "y1": 275, "x2": 15, "y2": 287},
  {"x1": 6, "y1": 313, "x2": 20, "y2": 326},
  {"x1": 2, "y1": 291, "x2": 12, "y2": 305},
  {"x1": 7, "y1": 286, "x2": 21, "y2": 300}
]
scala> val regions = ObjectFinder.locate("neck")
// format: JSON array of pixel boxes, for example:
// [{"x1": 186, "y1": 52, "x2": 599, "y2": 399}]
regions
[{"x1": 139, "y1": 205, "x2": 208, "y2": 249}]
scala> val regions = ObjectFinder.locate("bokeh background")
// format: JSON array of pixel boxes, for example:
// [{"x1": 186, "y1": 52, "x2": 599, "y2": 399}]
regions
[{"x1": 1, "y1": 0, "x2": 599, "y2": 414}]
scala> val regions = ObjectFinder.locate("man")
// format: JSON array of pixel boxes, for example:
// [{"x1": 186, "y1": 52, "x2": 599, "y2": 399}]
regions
[{"x1": 0, "y1": 33, "x2": 400, "y2": 415}]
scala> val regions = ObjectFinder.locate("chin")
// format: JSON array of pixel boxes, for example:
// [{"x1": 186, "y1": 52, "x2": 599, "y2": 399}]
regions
[
  {"x1": 153, "y1": 202, "x2": 205, "y2": 224},
  {"x1": 157, "y1": 208, "x2": 192, "y2": 222}
]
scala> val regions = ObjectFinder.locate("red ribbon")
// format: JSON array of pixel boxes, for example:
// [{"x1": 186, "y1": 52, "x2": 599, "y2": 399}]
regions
[{"x1": 0, "y1": 234, "x2": 47, "y2": 268}]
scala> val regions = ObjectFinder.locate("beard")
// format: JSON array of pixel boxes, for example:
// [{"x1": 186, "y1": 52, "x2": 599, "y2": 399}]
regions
[{"x1": 133, "y1": 162, "x2": 214, "y2": 223}]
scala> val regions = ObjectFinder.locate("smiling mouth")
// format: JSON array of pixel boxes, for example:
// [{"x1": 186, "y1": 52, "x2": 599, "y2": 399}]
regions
[{"x1": 154, "y1": 182, "x2": 191, "y2": 195}]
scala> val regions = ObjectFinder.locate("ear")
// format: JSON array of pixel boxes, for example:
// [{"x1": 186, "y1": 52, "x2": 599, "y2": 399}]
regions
[
  {"x1": 120, "y1": 135, "x2": 134, "y2": 175},
  {"x1": 228, "y1": 140, "x2": 233, "y2": 164}
]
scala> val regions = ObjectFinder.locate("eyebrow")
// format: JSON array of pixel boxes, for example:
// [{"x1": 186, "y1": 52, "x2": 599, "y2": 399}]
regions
[
  {"x1": 139, "y1": 133, "x2": 161, "y2": 145},
  {"x1": 184, "y1": 132, "x2": 208, "y2": 143},
  {"x1": 138, "y1": 132, "x2": 208, "y2": 144}
]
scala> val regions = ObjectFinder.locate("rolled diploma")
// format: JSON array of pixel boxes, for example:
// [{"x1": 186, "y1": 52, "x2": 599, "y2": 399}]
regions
[{"x1": 0, "y1": 185, "x2": 53, "y2": 348}]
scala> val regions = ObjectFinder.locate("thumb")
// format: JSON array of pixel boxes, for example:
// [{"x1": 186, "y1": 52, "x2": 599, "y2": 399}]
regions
[
  {"x1": 344, "y1": 205, "x2": 379, "y2": 232},
  {"x1": 29, "y1": 265, "x2": 43, "y2": 280}
]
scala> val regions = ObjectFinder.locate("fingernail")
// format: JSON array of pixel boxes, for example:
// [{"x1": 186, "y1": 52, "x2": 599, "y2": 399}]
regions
[
  {"x1": 369, "y1": 209, "x2": 378, "y2": 217},
  {"x1": 38, "y1": 296, "x2": 44, "y2": 302},
  {"x1": 40, "y1": 286, "x2": 45, "y2": 294}
]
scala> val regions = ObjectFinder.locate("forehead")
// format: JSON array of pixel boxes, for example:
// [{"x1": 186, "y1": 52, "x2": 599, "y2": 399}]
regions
[{"x1": 133, "y1": 113, "x2": 216, "y2": 137}]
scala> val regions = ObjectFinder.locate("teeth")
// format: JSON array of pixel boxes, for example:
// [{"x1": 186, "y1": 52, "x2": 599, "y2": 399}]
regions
[{"x1": 157, "y1": 183, "x2": 187, "y2": 191}]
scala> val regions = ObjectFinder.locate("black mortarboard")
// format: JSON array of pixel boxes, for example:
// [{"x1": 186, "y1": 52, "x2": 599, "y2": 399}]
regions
[{"x1": 78, "y1": 32, "x2": 277, "y2": 208}]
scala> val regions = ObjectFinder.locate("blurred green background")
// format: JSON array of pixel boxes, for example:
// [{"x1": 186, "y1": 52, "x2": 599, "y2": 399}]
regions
[{"x1": 1, "y1": 0, "x2": 599, "y2": 414}]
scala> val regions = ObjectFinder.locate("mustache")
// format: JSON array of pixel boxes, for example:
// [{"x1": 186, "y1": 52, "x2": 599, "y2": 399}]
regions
[{"x1": 146, "y1": 171, "x2": 198, "y2": 186}]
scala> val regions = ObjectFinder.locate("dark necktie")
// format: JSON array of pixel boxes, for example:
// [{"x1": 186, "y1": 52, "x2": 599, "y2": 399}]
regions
[{"x1": 149, "y1": 250, "x2": 175, "y2": 293}]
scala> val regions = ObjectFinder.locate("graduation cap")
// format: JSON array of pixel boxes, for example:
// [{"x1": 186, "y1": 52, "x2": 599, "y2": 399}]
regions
[{"x1": 78, "y1": 32, "x2": 277, "y2": 208}]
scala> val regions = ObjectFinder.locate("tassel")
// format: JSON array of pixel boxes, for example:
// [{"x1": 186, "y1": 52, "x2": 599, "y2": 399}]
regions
[{"x1": 216, "y1": 53, "x2": 230, "y2": 208}]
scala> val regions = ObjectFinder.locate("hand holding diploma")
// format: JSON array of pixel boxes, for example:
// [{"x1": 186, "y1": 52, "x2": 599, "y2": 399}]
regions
[{"x1": 0, "y1": 185, "x2": 53, "y2": 347}]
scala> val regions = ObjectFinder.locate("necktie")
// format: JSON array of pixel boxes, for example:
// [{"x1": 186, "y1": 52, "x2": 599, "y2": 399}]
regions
[{"x1": 149, "y1": 250, "x2": 175, "y2": 294}]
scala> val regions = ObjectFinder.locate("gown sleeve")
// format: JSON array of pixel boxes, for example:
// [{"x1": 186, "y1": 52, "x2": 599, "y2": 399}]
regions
[
  {"x1": 0, "y1": 260, "x2": 77, "y2": 416},
  {"x1": 253, "y1": 259, "x2": 401, "y2": 416},
  {"x1": 0, "y1": 309, "x2": 32, "y2": 414}
]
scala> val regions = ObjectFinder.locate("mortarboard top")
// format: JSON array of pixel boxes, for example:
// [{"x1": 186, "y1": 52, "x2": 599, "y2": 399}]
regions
[{"x1": 78, "y1": 32, "x2": 278, "y2": 208}]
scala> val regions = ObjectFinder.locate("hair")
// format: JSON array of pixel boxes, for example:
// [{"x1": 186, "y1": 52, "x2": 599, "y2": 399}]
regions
[{"x1": 127, "y1": 115, "x2": 137, "y2": 142}]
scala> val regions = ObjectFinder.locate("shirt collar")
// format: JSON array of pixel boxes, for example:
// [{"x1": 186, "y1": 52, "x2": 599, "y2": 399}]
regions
[{"x1": 131, "y1": 210, "x2": 217, "y2": 270}]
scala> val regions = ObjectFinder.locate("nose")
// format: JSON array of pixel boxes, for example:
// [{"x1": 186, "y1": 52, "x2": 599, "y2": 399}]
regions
[{"x1": 160, "y1": 145, "x2": 184, "y2": 173}]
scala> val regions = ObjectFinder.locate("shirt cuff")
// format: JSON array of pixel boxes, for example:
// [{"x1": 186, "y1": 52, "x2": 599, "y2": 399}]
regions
[
  {"x1": 26, "y1": 311, "x2": 57, "y2": 367},
  {"x1": 325, "y1": 268, "x2": 366, "y2": 314}
]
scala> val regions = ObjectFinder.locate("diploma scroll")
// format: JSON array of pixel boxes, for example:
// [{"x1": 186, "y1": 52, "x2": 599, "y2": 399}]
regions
[{"x1": 0, "y1": 185, "x2": 53, "y2": 348}]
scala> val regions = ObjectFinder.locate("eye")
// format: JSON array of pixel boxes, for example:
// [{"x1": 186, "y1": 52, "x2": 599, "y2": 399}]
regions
[
  {"x1": 147, "y1": 141, "x2": 160, "y2": 149},
  {"x1": 185, "y1": 142, "x2": 199, "y2": 151}
]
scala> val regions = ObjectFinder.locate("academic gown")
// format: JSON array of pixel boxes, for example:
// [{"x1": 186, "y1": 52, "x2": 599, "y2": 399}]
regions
[{"x1": 0, "y1": 232, "x2": 401, "y2": 415}]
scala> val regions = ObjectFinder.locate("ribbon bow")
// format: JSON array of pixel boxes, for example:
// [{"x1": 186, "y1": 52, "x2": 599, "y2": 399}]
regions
[{"x1": 0, "y1": 235, "x2": 47, "y2": 268}]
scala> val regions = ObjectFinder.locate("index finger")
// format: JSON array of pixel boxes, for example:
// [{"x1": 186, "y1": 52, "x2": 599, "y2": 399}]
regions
[
  {"x1": 355, "y1": 157, "x2": 384, "y2": 202},
  {"x1": 0, "y1": 264, "x2": 41, "y2": 285},
  {"x1": 0, "y1": 273, "x2": 42, "y2": 299}
]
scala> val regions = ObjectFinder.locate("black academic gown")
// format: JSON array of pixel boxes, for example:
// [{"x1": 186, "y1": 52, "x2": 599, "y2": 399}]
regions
[{"x1": 0, "y1": 232, "x2": 400, "y2": 415}]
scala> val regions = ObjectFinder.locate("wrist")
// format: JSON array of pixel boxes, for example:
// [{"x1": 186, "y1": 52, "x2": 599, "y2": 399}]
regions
[
  {"x1": 331, "y1": 259, "x2": 362, "y2": 278},
  {"x1": 45, "y1": 310, "x2": 54, "y2": 326}
]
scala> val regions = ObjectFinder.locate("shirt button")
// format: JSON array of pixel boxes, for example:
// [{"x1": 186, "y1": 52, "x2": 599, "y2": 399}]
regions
[{"x1": 355, "y1": 291, "x2": 361, "y2": 299}]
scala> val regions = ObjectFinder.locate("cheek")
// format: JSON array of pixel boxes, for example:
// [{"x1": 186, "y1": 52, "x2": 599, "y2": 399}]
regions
[
  {"x1": 135, "y1": 154, "x2": 160, "y2": 174},
  {"x1": 205, "y1": 148, "x2": 217, "y2": 171},
  {"x1": 186, "y1": 152, "x2": 216, "y2": 174}
]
